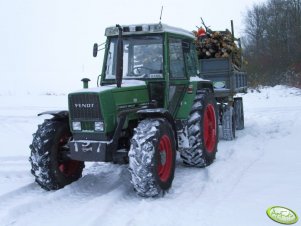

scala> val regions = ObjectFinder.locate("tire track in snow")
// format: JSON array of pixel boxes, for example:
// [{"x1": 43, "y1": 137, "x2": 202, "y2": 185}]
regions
[
  {"x1": 0, "y1": 157, "x2": 33, "y2": 196},
  {"x1": 0, "y1": 157, "x2": 49, "y2": 223},
  {"x1": 82, "y1": 125, "x2": 262, "y2": 226},
  {"x1": 0, "y1": 163, "x2": 134, "y2": 226},
  {"x1": 87, "y1": 160, "x2": 201, "y2": 226},
  {"x1": 93, "y1": 125, "x2": 267, "y2": 226},
  {"x1": 199, "y1": 101, "x2": 296, "y2": 214},
  {"x1": 88, "y1": 158, "x2": 228, "y2": 226}
]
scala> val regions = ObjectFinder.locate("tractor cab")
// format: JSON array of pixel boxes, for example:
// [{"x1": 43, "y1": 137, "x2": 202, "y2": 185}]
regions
[{"x1": 99, "y1": 23, "x2": 200, "y2": 114}]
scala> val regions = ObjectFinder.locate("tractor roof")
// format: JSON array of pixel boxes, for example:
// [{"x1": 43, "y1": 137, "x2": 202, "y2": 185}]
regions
[{"x1": 105, "y1": 23, "x2": 195, "y2": 39}]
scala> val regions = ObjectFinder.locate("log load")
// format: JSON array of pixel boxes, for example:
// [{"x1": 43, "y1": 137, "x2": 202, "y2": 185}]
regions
[{"x1": 193, "y1": 19, "x2": 242, "y2": 69}]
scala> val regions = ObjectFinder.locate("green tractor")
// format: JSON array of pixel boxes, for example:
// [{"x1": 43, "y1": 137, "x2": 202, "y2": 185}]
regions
[{"x1": 29, "y1": 23, "x2": 219, "y2": 197}]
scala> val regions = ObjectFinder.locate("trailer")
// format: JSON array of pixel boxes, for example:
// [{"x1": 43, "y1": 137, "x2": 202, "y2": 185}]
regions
[{"x1": 199, "y1": 57, "x2": 247, "y2": 140}]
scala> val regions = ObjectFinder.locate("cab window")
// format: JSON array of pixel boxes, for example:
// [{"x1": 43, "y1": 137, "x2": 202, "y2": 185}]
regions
[
  {"x1": 184, "y1": 42, "x2": 198, "y2": 77},
  {"x1": 169, "y1": 38, "x2": 185, "y2": 78}
]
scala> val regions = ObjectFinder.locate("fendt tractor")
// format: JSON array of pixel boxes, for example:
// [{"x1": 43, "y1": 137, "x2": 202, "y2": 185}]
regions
[{"x1": 29, "y1": 22, "x2": 247, "y2": 197}]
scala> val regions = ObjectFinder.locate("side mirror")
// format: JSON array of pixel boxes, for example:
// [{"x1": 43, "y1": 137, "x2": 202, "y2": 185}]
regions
[{"x1": 93, "y1": 43, "x2": 98, "y2": 57}]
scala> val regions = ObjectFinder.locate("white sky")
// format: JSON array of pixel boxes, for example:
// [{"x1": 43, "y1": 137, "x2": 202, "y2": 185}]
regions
[{"x1": 0, "y1": 0, "x2": 266, "y2": 94}]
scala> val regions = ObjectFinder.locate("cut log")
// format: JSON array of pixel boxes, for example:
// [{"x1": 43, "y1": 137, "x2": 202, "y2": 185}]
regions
[{"x1": 194, "y1": 23, "x2": 242, "y2": 68}]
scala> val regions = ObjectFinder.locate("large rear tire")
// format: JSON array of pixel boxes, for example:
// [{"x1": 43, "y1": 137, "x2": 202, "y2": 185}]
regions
[
  {"x1": 29, "y1": 119, "x2": 84, "y2": 190},
  {"x1": 180, "y1": 90, "x2": 218, "y2": 167},
  {"x1": 128, "y1": 118, "x2": 176, "y2": 197}
]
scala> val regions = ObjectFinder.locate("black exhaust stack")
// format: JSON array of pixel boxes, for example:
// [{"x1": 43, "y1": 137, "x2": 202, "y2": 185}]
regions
[
  {"x1": 231, "y1": 20, "x2": 235, "y2": 40},
  {"x1": 116, "y1": 24, "x2": 123, "y2": 88}
]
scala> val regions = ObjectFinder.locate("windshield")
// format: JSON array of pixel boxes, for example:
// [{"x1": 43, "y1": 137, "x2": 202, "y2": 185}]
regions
[{"x1": 105, "y1": 35, "x2": 163, "y2": 80}]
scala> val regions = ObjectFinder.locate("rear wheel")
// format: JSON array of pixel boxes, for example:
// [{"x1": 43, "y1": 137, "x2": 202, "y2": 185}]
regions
[
  {"x1": 180, "y1": 90, "x2": 218, "y2": 167},
  {"x1": 128, "y1": 118, "x2": 176, "y2": 197},
  {"x1": 29, "y1": 119, "x2": 84, "y2": 190},
  {"x1": 222, "y1": 105, "x2": 236, "y2": 140},
  {"x1": 234, "y1": 97, "x2": 244, "y2": 130}
]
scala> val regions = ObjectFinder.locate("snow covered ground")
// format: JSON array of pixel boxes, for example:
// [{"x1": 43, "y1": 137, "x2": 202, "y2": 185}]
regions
[{"x1": 0, "y1": 85, "x2": 300, "y2": 226}]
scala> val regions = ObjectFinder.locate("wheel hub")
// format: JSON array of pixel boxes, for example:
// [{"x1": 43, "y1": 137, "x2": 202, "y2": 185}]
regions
[
  {"x1": 58, "y1": 134, "x2": 81, "y2": 177},
  {"x1": 203, "y1": 104, "x2": 217, "y2": 153},
  {"x1": 159, "y1": 151, "x2": 166, "y2": 165},
  {"x1": 157, "y1": 135, "x2": 172, "y2": 182}
]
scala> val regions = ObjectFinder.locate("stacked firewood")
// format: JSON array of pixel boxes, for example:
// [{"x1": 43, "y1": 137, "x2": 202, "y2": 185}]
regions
[{"x1": 193, "y1": 23, "x2": 242, "y2": 68}]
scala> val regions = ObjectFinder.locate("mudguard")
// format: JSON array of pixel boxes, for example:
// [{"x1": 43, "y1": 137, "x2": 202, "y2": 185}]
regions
[{"x1": 37, "y1": 111, "x2": 69, "y2": 119}]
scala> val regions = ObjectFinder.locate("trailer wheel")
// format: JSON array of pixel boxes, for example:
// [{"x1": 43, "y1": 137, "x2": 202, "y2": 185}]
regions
[
  {"x1": 29, "y1": 120, "x2": 84, "y2": 190},
  {"x1": 128, "y1": 118, "x2": 176, "y2": 197},
  {"x1": 234, "y1": 97, "x2": 244, "y2": 130},
  {"x1": 222, "y1": 105, "x2": 236, "y2": 140},
  {"x1": 180, "y1": 90, "x2": 218, "y2": 167}
]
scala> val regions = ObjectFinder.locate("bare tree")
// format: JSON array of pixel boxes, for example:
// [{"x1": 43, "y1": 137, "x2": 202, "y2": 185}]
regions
[{"x1": 243, "y1": 0, "x2": 301, "y2": 87}]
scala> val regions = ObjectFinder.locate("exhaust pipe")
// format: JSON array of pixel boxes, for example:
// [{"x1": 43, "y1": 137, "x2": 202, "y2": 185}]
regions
[{"x1": 81, "y1": 78, "x2": 91, "y2": 89}]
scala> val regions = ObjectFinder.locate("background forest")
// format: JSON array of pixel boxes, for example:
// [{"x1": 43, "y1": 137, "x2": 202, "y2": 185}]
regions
[{"x1": 243, "y1": 0, "x2": 301, "y2": 87}]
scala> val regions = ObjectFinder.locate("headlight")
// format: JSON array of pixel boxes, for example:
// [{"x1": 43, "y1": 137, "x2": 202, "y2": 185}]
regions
[
  {"x1": 142, "y1": 24, "x2": 149, "y2": 32},
  {"x1": 105, "y1": 27, "x2": 119, "y2": 36},
  {"x1": 129, "y1": 25, "x2": 136, "y2": 32},
  {"x1": 72, "y1": 121, "x2": 81, "y2": 131},
  {"x1": 95, "y1": 121, "x2": 104, "y2": 131}
]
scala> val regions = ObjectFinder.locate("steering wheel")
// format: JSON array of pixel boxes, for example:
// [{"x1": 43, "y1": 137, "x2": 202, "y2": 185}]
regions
[{"x1": 132, "y1": 66, "x2": 153, "y2": 76}]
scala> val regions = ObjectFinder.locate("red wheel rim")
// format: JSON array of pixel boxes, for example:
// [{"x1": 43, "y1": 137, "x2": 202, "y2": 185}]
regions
[
  {"x1": 58, "y1": 161, "x2": 81, "y2": 177},
  {"x1": 157, "y1": 135, "x2": 173, "y2": 182},
  {"x1": 203, "y1": 104, "x2": 217, "y2": 153},
  {"x1": 58, "y1": 134, "x2": 81, "y2": 177}
]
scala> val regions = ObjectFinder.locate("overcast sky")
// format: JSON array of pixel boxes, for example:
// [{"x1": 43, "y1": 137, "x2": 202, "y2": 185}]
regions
[{"x1": 0, "y1": 0, "x2": 266, "y2": 94}]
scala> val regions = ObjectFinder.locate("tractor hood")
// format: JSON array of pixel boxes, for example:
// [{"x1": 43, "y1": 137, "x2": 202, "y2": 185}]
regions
[
  {"x1": 68, "y1": 80, "x2": 149, "y2": 133},
  {"x1": 71, "y1": 80, "x2": 147, "y2": 94}
]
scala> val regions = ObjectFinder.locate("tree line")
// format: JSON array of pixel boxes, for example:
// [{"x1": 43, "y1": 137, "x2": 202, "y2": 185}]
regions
[{"x1": 243, "y1": 0, "x2": 301, "y2": 87}]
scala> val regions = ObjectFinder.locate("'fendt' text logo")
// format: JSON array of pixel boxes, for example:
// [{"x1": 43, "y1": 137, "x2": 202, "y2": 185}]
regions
[{"x1": 74, "y1": 104, "x2": 94, "y2": 108}]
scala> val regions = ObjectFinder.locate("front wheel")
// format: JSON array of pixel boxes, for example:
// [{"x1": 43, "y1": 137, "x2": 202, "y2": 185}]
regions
[
  {"x1": 29, "y1": 119, "x2": 84, "y2": 190},
  {"x1": 128, "y1": 118, "x2": 176, "y2": 197}
]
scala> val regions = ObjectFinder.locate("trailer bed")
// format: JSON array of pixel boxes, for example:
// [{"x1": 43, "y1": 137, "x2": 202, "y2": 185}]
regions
[{"x1": 199, "y1": 58, "x2": 247, "y2": 98}]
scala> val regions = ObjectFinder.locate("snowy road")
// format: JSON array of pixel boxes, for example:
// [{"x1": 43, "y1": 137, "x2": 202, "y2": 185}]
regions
[{"x1": 0, "y1": 86, "x2": 300, "y2": 226}]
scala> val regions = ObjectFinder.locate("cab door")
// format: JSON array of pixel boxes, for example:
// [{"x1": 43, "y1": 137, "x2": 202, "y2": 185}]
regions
[{"x1": 168, "y1": 37, "x2": 189, "y2": 117}]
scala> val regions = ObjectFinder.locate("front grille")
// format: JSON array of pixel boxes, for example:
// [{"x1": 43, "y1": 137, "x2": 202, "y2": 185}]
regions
[
  {"x1": 73, "y1": 132, "x2": 108, "y2": 141},
  {"x1": 69, "y1": 93, "x2": 102, "y2": 120}
]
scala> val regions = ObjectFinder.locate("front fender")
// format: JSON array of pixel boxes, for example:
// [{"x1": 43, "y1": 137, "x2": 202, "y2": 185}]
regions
[{"x1": 38, "y1": 110, "x2": 69, "y2": 119}]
